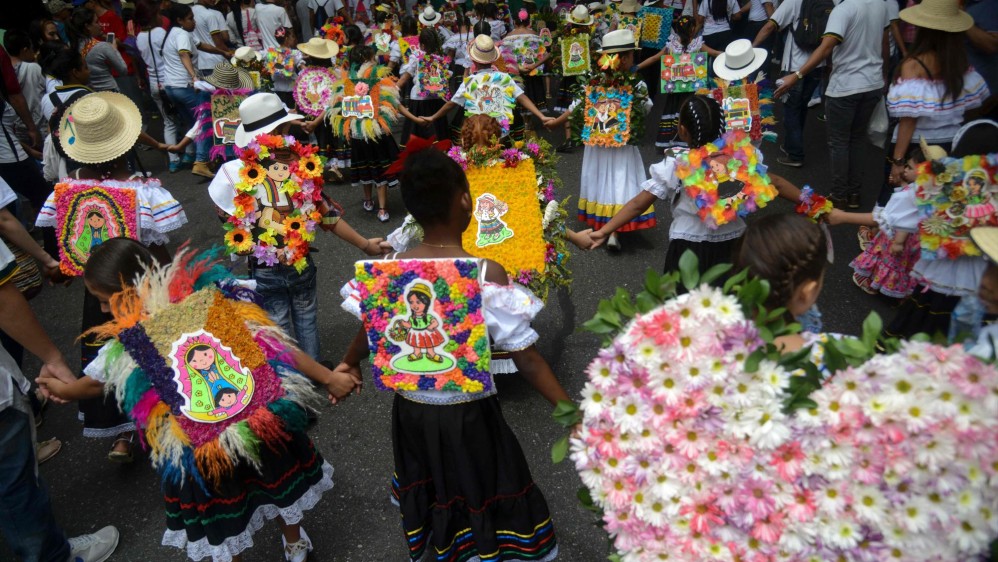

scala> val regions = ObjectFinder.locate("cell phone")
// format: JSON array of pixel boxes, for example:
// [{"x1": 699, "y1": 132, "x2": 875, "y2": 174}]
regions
[{"x1": 105, "y1": 32, "x2": 115, "y2": 43}]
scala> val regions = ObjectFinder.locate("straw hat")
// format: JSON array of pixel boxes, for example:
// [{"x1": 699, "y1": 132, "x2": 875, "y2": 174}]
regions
[
  {"x1": 919, "y1": 136, "x2": 948, "y2": 161},
  {"x1": 468, "y1": 34, "x2": 501, "y2": 64},
  {"x1": 587, "y1": 2, "x2": 604, "y2": 11},
  {"x1": 230, "y1": 46, "x2": 262, "y2": 65},
  {"x1": 45, "y1": 0, "x2": 72, "y2": 15},
  {"x1": 204, "y1": 62, "x2": 254, "y2": 90},
  {"x1": 418, "y1": 6, "x2": 442, "y2": 25},
  {"x1": 619, "y1": 0, "x2": 640, "y2": 12},
  {"x1": 567, "y1": 4, "x2": 594, "y2": 25},
  {"x1": 59, "y1": 92, "x2": 142, "y2": 165},
  {"x1": 297, "y1": 37, "x2": 340, "y2": 59},
  {"x1": 972, "y1": 227, "x2": 998, "y2": 263},
  {"x1": 713, "y1": 39, "x2": 767, "y2": 81},
  {"x1": 233, "y1": 93, "x2": 304, "y2": 148},
  {"x1": 598, "y1": 29, "x2": 637, "y2": 53},
  {"x1": 900, "y1": 0, "x2": 973, "y2": 33}
]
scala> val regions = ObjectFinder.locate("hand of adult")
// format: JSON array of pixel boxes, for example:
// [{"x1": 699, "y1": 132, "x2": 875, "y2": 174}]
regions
[
  {"x1": 890, "y1": 162, "x2": 906, "y2": 187},
  {"x1": 774, "y1": 73, "x2": 797, "y2": 99},
  {"x1": 37, "y1": 359, "x2": 76, "y2": 404}
]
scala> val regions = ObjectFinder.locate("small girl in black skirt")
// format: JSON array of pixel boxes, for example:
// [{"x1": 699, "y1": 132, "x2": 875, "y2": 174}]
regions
[
  {"x1": 333, "y1": 148, "x2": 569, "y2": 562},
  {"x1": 396, "y1": 27, "x2": 453, "y2": 147},
  {"x1": 588, "y1": 95, "x2": 802, "y2": 275}
]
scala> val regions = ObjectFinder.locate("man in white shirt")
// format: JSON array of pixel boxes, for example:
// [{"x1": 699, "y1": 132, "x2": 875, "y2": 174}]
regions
[
  {"x1": 774, "y1": 0, "x2": 890, "y2": 209},
  {"x1": 754, "y1": 0, "x2": 840, "y2": 167},
  {"x1": 257, "y1": 0, "x2": 294, "y2": 50},
  {"x1": 191, "y1": 0, "x2": 232, "y2": 73},
  {"x1": 306, "y1": 0, "x2": 346, "y2": 38},
  {"x1": 296, "y1": 0, "x2": 314, "y2": 41}
]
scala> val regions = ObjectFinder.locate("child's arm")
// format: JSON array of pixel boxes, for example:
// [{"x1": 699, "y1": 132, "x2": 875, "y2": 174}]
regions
[
  {"x1": 36, "y1": 373, "x2": 104, "y2": 402},
  {"x1": 398, "y1": 104, "x2": 429, "y2": 127},
  {"x1": 396, "y1": 72, "x2": 412, "y2": 90},
  {"x1": 889, "y1": 230, "x2": 909, "y2": 255},
  {"x1": 515, "y1": 93, "x2": 552, "y2": 124},
  {"x1": 635, "y1": 46, "x2": 666, "y2": 71},
  {"x1": 544, "y1": 110, "x2": 571, "y2": 128},
  {"x1": 591, "y1": 190, "x2": 658, "y2": 247},
  {"x1": 168, "y1": 136, "x2": 193, "y2": 153},
  {"x1": 565, "y1": 228, "x2": 593, "y2": 250},
  {"x1": 770, "y1": 172, "x2": 802, "y2": 202},
  {"x1": 826, "y1": 209, "x2": 875, "y2": 227},
  {"x1": 323, "y1": 217, "x2": 389, "y2": 255},
  {"x1": 330, "y1": 328, "x2": 371, "y2": 401},
  {"x1": 0, "y1": 208, "x2": 63, "y2": 283},
  {"x1": 292, "y1": 348, "x2": 361, "y2": 403}
]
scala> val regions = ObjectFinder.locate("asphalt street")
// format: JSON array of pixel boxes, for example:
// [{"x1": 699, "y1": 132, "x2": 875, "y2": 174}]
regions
[{"x1": 2, "y1": 82, "x2": 896, "y2": 561}]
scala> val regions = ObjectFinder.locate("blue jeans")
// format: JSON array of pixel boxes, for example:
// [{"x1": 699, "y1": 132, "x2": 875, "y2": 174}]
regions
[
  {"x1": 0, "y1": 402, "x2": 69, "y2": 561},
  {"x1": 164, "y1": 85, "x2": 209, "y2": 162},
  {"x1": 782, "y1": 71, "x2": 821, "y2": 161},
  {"x1": 253, "y1": 257, "x2": 320, "y2": 359},
  {"x1": 825, "y1": 89, "x2": 882, "y2": 198}
]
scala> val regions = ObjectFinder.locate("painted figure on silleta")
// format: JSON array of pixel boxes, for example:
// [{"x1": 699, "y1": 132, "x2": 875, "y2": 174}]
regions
[{"x1": 388, "y1": 282, "x2": 457, "y2": 374}]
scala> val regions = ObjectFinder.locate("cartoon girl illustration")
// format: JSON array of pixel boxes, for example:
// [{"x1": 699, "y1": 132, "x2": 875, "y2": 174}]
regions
[
  {"x1": 74, "y1": 209, "x2": 109, "y2": 257},
  {"x1": 391, "y1": 283, "x2": 447, "y2": 363},
  {"x1": 964, "y1": 169, "x2": 995, "y2": 219},
  {"x1": 474, "y1": 193, "x2": 514, "y2": 246},
  {"x1": 568, "y1": 41, "x2": 584, "y2": 68},
  {"x1": 594, "y1": 98, "x2": 621, "y2": 135},
  {"x1": 185, "y1": 344, "x2": 245, "y2": 416}
]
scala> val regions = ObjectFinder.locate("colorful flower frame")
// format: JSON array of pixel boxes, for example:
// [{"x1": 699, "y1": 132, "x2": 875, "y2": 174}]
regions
[
  {"x1": 293, "y1": 67, "x2": 337, "y2": 117},
  {"x1": 675, "y1": 129, "x2": 777, "y2": 229},
  {"x1": 660, "y1": 51, "x2": 708, "y2": 93},
  {"x1": 226, "y1": 135, "x2": 328, "y2": 272},
  {"x1": 560, "y1": 34, "x2": 591, "y2": 76},
  {"x1": 637, "y1": 7, "x2": 673, "y2": 49},
  {"x1": 582, "y1": 85, "x2": 633, "y2": 148},
  {"x1": 459, "y1": 72, "x2": 516, "y2": 133},
  {"x1": 701, "y1": 81, "x2": 776, "y2": 142},
  {"x1": 506, "y1": 34, "x2": 546, "y2": 76},
  {"x1": 353, "y1": 259, "x2": 492, "y2": 393},
  {"x1": 54, "y1": 180, "x2": 138, "y2": 276},
  {"x1": 415, "y1": 52, "x2": 452, "y2": 99},
  {"x1": 916, "y1": 153, "x2": 998, "y2": 260}
]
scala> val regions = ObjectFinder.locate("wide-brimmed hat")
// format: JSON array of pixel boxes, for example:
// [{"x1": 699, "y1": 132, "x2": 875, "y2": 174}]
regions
[
  {"x1": 587, "y1": 2, "x2": 604, "y2": 11},
  {"x1": 297, "y1": 37, "x2": 340, "y2": 59},
  {"x1": 418, "y1": 6, "x2": 442, "y2": 25},
  {"x1": 713, "y1": 39, "x2": 767, "y2": 81},
  {"x1": 919, "y1": 136, "x2": 948, "y2": 161},
  {"x1": 46, "y1": 0, "x2": 72, "y2": 14},
  {"x1": 59, "y1": 92, "x2": 142, "y2": 164},
  {"x1": 642, "y1": 0, "x2": 661, "y2": 6},
  {"x1": 204, "y1": 62, "x2": 254, "y2": 90},
  {"x1": 972, "y1": 227, "x2": 998, "y2": 263},
  {"x1": 619, "y1": 0, "x2": 640, "y2": 12},
  {"x1": 468, "y1": 34, "x2": 501, "y2": 64},
  {"x1": 598, "y1": 29, "x2": 637, "y2": 53},
  {"x1": 900, "y1": 0, "x2": 973, "y2": 33},
  {"x1": 230, "y1": 46, "x2": 261, "y2": 65},
  {"x1": 567, "y1": 4, "x2": 594, "y2": 25},
  {"x1": 233, "y1": 93, "x2": 304, "y2": 148}
]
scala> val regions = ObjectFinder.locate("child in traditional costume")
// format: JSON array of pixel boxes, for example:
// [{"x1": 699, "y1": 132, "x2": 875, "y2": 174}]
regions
[
  {"x1": 552, "y1": 5, "x2": 596, "y2": 153},
  {"x1": 265, "y1": 26, "x2": 305, "y2": 113},
  {"x1": 39, "y1": 238, "x2": 346, "y2": 562},
  {"x1": 396, "y1": 27, "x2": 453, "y2": 147},
  {"x1": 331, "y1": 148, "x2": 568, "y2": 562}
]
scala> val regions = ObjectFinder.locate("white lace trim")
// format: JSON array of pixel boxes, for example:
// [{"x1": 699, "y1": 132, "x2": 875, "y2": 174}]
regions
[
  {"x1": 491, "y1": 357, "x2": 517, "y2": 374},
  {"x1": 80, "y1": 421, "x2": 137, "y2": 439},
  {"x1": 161, "y1": 461, "x2": 334, "y2": 562}
]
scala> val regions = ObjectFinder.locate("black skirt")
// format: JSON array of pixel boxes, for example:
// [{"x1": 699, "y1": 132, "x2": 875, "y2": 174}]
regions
[
  {"x1": 523, "y1": 74, "x2": 547, "y2": 110},
  {"x1": 400, "y1": 98, "x2": 450, "y2": 148},
  {"x1": 390, "y1": 394, "x2": 558, "y2": 562},
  {"x1": 79, "y1": 290, "x2": 134, "y2": 438},
  {"x1": 657, "y1": 91, "x2": 694, "y2": 148},
  {"x1": 553, "y1": 75, "x2": 577, "y2": 113},
  {"x1": 663, "y1": 237, "x2": 741, "y2": 281},
  {"x1": 349, "y1": 134, "x2": 400, "y2": 186},
  {"x1": 639, "y1": 46, "x2": 661, "y2": 96},
  {"x1": 162, "y1": 429, "x2": 333, "y2": 559},
  {"x1": 885, "y1": 286, "x2": 960, "y2": 340}
]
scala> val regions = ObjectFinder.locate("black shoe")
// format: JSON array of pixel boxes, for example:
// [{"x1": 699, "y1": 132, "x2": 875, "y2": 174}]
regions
[
  {"x1": 556, "y1": 140, "x2": 577, "y2": 154},
  {"x1": 847, "y1": 193, "x2": 861, "y2": 209},
  {"x1": 817, "y1": 113, "x2": 827, "y2": 122},
  {"x1": 777, "y1": 156, "x2": 804, "y2": 168},
  {"x1": 828, "y1": 194, "x2": 849, "y2": 208}
]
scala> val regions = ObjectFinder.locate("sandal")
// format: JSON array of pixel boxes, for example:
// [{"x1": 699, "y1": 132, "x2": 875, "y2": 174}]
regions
[
  {"x1": 378, "y1": 209, "x2": 390, "y2": 223},
  {"x1": 362, "y1": 199, "x2": 375, "y2": 212},
  {"x1": 107, "y1": 433, "x2": 134, "y2": 463}
]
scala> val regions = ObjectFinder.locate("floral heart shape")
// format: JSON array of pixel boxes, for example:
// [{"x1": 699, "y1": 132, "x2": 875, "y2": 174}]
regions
[{"x1": 572, "y1": 285, "x2": 998, "y2": 561}]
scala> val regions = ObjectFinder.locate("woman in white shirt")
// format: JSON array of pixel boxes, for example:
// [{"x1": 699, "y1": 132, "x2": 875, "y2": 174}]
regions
[
  {"x1": 227, "y1": 0, "x2": 263, "y2": 50},
  {"x1": 696, "y1": 0, "x2": 749, "y2": 60},
  {"x1": 160, "y1": 4, "x2": 205, "y2": 169},
  {"x1": 135, "y1": 1, "x2": 181, "y2": 172}
]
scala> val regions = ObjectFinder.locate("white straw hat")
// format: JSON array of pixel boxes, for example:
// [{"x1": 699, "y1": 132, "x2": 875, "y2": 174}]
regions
[
  {"x1": 204, "y1": 62, "x2": 255, "y2": 90},
  {"x1": 712, "y1": 39, "x2": 767, "y2": 81},
  {"x1": 297, "y1": 37, "x2": 340, "y2": 59},
  {"x1": 619, "y1": 0, "x2": 640, "y2": 13},
  {"x1": 230, "y1": 46, "x2": 261, "y2": 65},
  {"x1": 233, "y1": 93, "x2": 304, "y2": 148},
  {"x1": 468, "y1": 34, "x2": 501, "y2": 64},
  {"x1": 972, "y1": 227, "x2": 998, "y2": 263},
  {"x1": 598, "y1": 29, "x2": 637, "y2": 53},
  {"x1": 59, "y1": 92, "x2": 142, "y2": 164},
  {"x1": 418, "y1": 6, "x2": 442, "y2": 25},
  {"x1": 900, "y1": 0, "x2": 974, "y2": 33},
  {"x1": 567, "y1": 5, "x2": 594, "y2": 25}
]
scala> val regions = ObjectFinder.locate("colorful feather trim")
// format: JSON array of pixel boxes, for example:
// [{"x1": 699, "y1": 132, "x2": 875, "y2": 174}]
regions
[{"x1": 327, "y1": 62, "x2": 401, "y2": 142}]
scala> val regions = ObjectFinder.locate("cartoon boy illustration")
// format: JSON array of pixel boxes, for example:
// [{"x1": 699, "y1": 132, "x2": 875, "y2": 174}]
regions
[
  {"x1": 185, "y1": 344, "x2": 242, "y2": 412},
  {"x1": 593, "y1": 98, "x2": 621, "y2": 135},
  {"x1": 74, "y1": 209, "x2": 109, "y2": 257},
  {"x1": 474, "y1": 193, "x2": 514, "y2": 246},
  {"x1": 391, "y1": 283, "x2": 447, "y2": 363}
]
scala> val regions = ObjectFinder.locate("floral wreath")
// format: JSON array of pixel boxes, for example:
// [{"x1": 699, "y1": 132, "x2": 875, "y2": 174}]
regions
[
  {"x1": 321, "y1": 17, "x2": 347, "y2": 45},
  {"x1": 915, "y1": 153, "x2": 998, "y2": 260},
  {"x1": 675, "y1": 129, "x2": 776, "y2": 229},
  {"x1": 795, "y1": 185, "x2": 833, "y2": 222},
  {"x1": 225, "y1": 134, "x2": 326, "y2": 272},
  {"x1": 293, "y1": 67, "x2": 337, "y2": 117},
  {"x1": 263, "y1": 48, "x2": 297, "y2": 78}
]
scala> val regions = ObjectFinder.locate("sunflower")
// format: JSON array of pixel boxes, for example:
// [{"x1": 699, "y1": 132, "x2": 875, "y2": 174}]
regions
[
  {"x1": 298, "y1": 154, "x2": 324, "y2": 179},
  {"x1": 283, "y1": 215, "x2": 305, "y2": 235},
  {"x1": 225, "y1": 227, "x2": 254, "y2": 254},
  {"x1": 237, "y1": 162, "x2": 267, "y2": 192}
]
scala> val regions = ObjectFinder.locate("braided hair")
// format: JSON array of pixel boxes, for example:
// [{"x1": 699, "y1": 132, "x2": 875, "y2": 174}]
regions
[
  {"x1": 734, "y1": 214, "x2": 827, "y2": 312},
  {"x1": 678, "y1": 95, "x2": 726, "y2": 148}
]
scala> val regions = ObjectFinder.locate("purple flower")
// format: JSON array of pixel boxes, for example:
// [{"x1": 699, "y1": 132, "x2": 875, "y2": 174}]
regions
[{"x1": 254, "y1": 246, "x2": 280, "y2": 267}]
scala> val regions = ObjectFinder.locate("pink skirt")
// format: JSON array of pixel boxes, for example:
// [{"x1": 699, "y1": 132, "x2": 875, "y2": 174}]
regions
[{"x1": 850, "y1": 230, "x2": 921, "y2": 298}]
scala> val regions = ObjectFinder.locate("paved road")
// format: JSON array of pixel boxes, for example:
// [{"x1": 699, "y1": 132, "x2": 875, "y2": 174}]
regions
[{"x1": 2, "y1": 87, "x2": 896, "y2": 561}]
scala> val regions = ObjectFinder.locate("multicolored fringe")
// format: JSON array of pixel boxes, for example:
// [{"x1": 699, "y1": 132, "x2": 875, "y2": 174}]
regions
[
  {"x1": 193, "y1": 88, "x2": 255, "y2": 161},
  {"x1": 327, "y1": 62, "x2": 401, "y2": 142}
]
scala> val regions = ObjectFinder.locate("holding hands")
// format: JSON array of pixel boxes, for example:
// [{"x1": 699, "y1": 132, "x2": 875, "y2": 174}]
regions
[{"x1": 323, "y1": 362, "x2": 363, "y2": 404}]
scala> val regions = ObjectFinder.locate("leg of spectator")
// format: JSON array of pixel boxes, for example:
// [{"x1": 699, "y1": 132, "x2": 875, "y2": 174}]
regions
[
  {"x1": 824, "y1": 93, "x2": 858, "y2": 199},
  {"x1": 847, "y1": 90, "x2": 882, "y2": 199}
]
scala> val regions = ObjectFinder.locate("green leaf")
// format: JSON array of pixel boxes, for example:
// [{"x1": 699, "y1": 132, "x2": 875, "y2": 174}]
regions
[
  {"x1": 552, "y1": 400, "x2": 581, "y2": 427},
  {"x1": 745, "y1": 349, "x2": 764, "y2": 373},
  {"x1": 613, "y1": 287, "x2": 636, "y2": 318},
  {"x1": 723, "y1": 268, "x2": 748, "y2": 292},
  {"x1": 577, "y1": 486, "x2": 594, "y2": 507},
  {"x1": 700, "y1": 263, "x2": 732, "y2": 286},
  {"x1": 778, "y1": 345, "x2": 813, "y2": 367},
  {"x1": 861, "y1": 312, "x2": 883, "y2": 350},
  {"x1": 551, "y1": 435, "x2": 569, "y2": 463},
  {"x1": 608, "y1": 554, "x2": 622, "y2": 562},
  {"x1": 582, "y1": 317, "x2": 617, "y2": 334},
  {"x1": 597, "y1": 300, "x2": 622, "y2": 327},
  {"x1": 823, "y1": 339, "x2": 848, "y2": 372},
  {"x1": 644, "y1": 268, "x2": 664, "y2": 299},
  {"x1": 678, "y1": 250, "x2": 700, "y2": 290},
  {"x1": 635, "y1": 292, "x2": 659, "y2": 313},
  {"x1": 766, "y1": 307, "x2": 788, "y2": 322}
]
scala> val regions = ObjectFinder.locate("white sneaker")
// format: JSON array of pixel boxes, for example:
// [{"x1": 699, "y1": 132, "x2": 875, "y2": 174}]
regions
[
  {"x1": 807, "y1": 96, "x2": 821, "y2": 108},
  {"x1": 68, "y1": 526, "x2": 119, "y2": 562},
  {"x1": 607, "y1": 232, "x2": 621, "y2": 251},
  {"x1": 283, "y1": 527, "x2": 313, "y2": 562}
]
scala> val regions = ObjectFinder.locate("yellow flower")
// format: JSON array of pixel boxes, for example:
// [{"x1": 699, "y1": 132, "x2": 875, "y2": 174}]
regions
[
  {"x1": 224, "y1": 228, "x2": 254, "y2": 253},
  {"x1": 237, "y1": 163, "x2": 266, "y2": 193},
  {"x1": 279, "y1": 178, "x2": 302, "y2": 196},
  {"x1": 283, "y1": 215, "x2": 305, "y2": 234},
  {"x1": 298, "y1": 154, "x2": 323, "y2": 179},
  {"x1": 258, "y1": 229, "x2": 278, "y2": 246}
]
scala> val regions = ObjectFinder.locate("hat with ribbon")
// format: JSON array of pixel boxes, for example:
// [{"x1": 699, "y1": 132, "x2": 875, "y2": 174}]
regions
[
  {"x1": 418, "y1": 6, "x2": 442, "y2": 25},
  {"x1": 468, "y1": 34, "x2": 501, "y2": 64},
  {"x1": 712, "y1": 38, "x2": 767, "y2": 81},
  {"x1": 567, "y1": 4, "x2": 594, "y2": 25},
  {"x1": 203, "y1": 62, "x2": 255, "y2": 90},
  {"x1": 233, "y1": 92, "x2": 304, "y2": 148}
]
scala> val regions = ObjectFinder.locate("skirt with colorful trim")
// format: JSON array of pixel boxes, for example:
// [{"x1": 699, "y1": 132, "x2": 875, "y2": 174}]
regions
[
  {"x1": 577, "y1": 145, "x2": 655, "y2": 232},
  {"x1": 390, "y1": 394, "x2": 558, "y2": 562},
  {"x1": 161, "y1": 429, "x2": 334, "y2": 562},
  {"x1": 350, "y1": 134, "x2": 401, "y2": 187},
  {"x1": 79, "y1": 290, "x2": 135, "y2": 439},
  {"x1": 884, "y1": 285, "x2": 960, "y2": 340}
]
